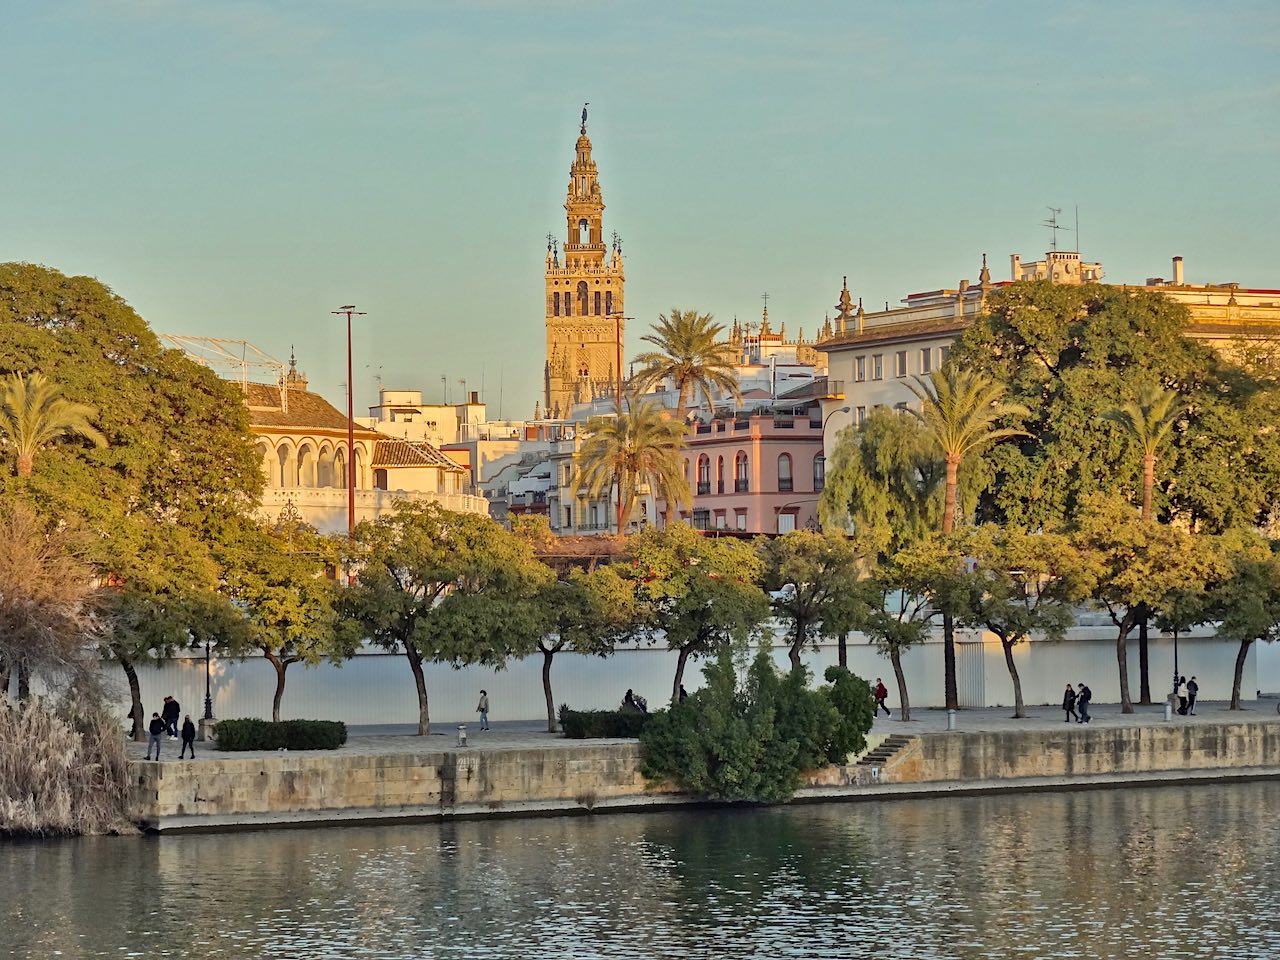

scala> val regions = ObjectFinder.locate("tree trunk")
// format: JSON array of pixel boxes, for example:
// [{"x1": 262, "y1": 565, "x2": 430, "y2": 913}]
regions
[
  {"x1": 16, "y1": 664, "x2": 30, "y2": 701},
  {"x1": 119, "y1": 653, "x2": 146, "y2": 742},
  {"x1": 838, "y1": 632, "x2": 848, "y2": 670},
  {"x1": 890, "y1": 648, "x2": 910, "y2": 722},
  {"x1": 0, "y1": 659, "x2": 9, "y2": 696},
  {"x1": 615, "y1": 472, "x2": 627, "y2": 535},
  {"x1": 1138, "y1": 611, "x2": 1152, "y2": 705},
  {"x1": 943, "y1": 610, "x2": 958, "y2": 711},
  {"x1": 1001, "y1": 637, "x2": 1025, "y2": 719},
  {"x1": 788, "y1": 617, "x2": 806, "y2": 673},
  {"x1": 265, "y1": 650, "x2": 291, "y2": 723},
  {"x1": 942, "y1": 457, "x2": 958, "y2": 535},
  {"x1": 406, "y1": 645, "x2": 430, "y2": 735},
  {"x1": 16, "y1": 453, "x2": 32, "y2": 478},
  {"x1": 1230, "y1": 638, "x2": 1253, "y2": 710},
  {"x1": 672, "y1": 644, "x2": 693, "y2": 703},
  {"x1": 542, "y1": 647, "x2": 557, "y2": 733},
  {"x1": 1141, "y1": 453, "x2": 1155, "y2": 521},
  {"x1": 1116, "y1": 623, "x2": 1134, "y2": 714}
]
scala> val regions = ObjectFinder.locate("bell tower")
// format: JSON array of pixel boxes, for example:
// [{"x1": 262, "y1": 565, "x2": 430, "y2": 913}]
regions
[{"x1": 544, "y1": 105, "x2": 625, "y2": 419}]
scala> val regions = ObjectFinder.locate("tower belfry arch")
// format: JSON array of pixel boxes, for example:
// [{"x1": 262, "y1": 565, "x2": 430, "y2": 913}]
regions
[{"x1": 544, "y1": 108, "x2": 625, "y2": 418}]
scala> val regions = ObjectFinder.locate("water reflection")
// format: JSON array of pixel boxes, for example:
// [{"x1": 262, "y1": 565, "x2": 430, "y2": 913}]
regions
[{"x1": 2, "y1": 783, "x2": 1278, "y2": 959}]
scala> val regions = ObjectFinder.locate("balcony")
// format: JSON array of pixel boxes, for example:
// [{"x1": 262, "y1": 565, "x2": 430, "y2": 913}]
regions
[
  {"x1": 735, "y1": 479, "x2": 749, "y2": 493},
  {"x1": 778, "y1": 478, "x2": 793, "y2": 493},
  {"x1": 697, "y1": 481, "x2": 711, "y2": 495}
]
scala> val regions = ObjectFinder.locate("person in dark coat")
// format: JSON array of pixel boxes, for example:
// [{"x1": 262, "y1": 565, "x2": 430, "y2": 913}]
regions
[
  {"x1": 1187, "y1": 676, "x2": 1199, "y2": 715},
  {"x1": 180, "y1": 715, "x2": 197, "y2": 759},
  {"x1": 874, "y1": 678, "x2": 891, "y2": 717},
  {"x1": 1063, "y1": 683, "x2": 1078, "y2": 723},
  {"x1": 161, "y1": 696, "x2": 181, "y2": 737},
  {"x1": 146, "y1": 713, "x2": 165, "y2": 761},
  {"x1": 1076, "y1": 683, "x2": 1092, "y2": 724}
]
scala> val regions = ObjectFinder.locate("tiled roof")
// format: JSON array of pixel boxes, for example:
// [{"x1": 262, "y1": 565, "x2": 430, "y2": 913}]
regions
[
  {"x1": 246, "y1": 383, "x2": 380, "y2": 436},
  {"x1": 818, "y1": 317, "x2": 969, "y2": 351},
  {"x1": 776, "y1": 377, "x2": 831, "y2": 402},
  {"x1": 372, "y1": 438, "x2": 465, "y2": 472}
]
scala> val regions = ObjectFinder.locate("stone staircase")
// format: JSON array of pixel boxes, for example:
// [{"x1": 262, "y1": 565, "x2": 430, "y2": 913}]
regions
[{"x1": 856, "y1": 735, "x2": 917, "y2": 769}]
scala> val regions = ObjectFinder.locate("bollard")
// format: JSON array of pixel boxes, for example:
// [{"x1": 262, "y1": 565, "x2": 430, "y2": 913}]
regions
[
  {"x1": 457, "y1": 724, "x2": 467, "y2": 747},
  {"x1": 946, "y1": 709, "x2": 957, "y2": 731},
  {"x1": 1164, "y1": 700, "x2": 1173, "y2": 722}
]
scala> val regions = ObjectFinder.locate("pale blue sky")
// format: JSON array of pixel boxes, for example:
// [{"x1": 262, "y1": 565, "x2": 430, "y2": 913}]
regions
[{"x1": 3, "y1": 1, "x2": 1278, "y2": 415}]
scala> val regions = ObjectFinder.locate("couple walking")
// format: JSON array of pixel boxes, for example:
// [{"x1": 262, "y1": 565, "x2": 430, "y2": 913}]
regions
[
  {"x1": 145, "y1": 698, "x2": 197, "y2": 761},
  {"x1": 1062, "y1": 683, "x2": 1093, "y2": 724}
]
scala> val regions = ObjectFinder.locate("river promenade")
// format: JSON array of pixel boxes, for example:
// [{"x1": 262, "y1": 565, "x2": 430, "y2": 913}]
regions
[{"x1": 126, "y1": 701, "x2": 1280, "y2": 832}]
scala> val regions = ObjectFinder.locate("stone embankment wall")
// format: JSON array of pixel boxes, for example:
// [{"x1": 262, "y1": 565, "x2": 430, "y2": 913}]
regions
[{"x1": 130, "y1": 721, "x2": 1280, "y2": 831}]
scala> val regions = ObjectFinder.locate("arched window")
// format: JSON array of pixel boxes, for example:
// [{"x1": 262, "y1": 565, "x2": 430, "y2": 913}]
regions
[
  {"x1": 579, "y1": 219, "x2": 589, "y2": 244},
  {"x1": 564, "y1": 290, "x2": 572, "y2": 316},
  {"x1": 716, "y1": 456, "x2": 725, "y2": 494},
  {"x1": 777, "y1": 453, "x2": 793, "y2": 493},
  {"x1": 605, "y1": 291, "x2": 613, "y2": 316},
  {"x1": 813, "y1": 455, "x2": 826, "y2": 492},
  {"x1": 333, "y1": 449, "x2": 346, "y2": 489},
  {"x1": 697, "y1": 455, "x2": 710, "y2": 495},
  {"x1": 277, "y1": 445, "x2": 292, "y2": 488},
  {"x1": 594, "y1": 291, "x2": 602, "y2": 315},
  {"x1": 553, "y1": 292, "x2": 561, "y2": 317},
  {"x1": 734, "y1": 452, "x2": 748, "y2": 493},
  {"x1": 296, "y1": 444, "x2": 316, "y2": 488},
  {"x1": 577, "y1": 281, "x2": 588, "y2": 316}
]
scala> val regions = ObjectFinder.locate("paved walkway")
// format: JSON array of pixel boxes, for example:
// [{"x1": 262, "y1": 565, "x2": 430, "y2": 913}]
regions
[{"x1": 127, "y1": 701, "x2": 1280, "y2": 764}]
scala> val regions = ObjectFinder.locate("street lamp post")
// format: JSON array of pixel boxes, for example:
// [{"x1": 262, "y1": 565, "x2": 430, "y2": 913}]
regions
[
  {"x1": 823, "y1": 405, "x2": 852, "y2": 434},
  {"x1": 203, "y1": 638, "x2": 214, "y2": 721},
  {"x1": 607, "y1": 310, "x2": 633, "y2": 533},
  {"x1": 332, "y1": 305, "x2": 367, "y2": 537}
]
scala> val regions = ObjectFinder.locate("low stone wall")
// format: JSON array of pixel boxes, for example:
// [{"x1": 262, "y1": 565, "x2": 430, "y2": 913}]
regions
[
  {"x1": 129, "y1": 743, "x2": 681, "y2": 831},
  {"x1": 130, "y1": 721, "x2": 1280, "y2": 831}
]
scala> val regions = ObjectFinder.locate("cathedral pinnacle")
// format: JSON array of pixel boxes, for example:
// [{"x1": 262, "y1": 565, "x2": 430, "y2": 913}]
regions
[
  {"x1": 979, "y1": 252, "x2": 991, "y2": 287},
  {"x1": 581, "y1": 102, "x2": 589, "y2": 135},
  {"x1": 835, "y1": 276, "x2": 856, "y2": 332}
]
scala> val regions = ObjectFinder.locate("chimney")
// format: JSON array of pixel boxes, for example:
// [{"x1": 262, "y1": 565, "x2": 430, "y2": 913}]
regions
[
  {"x1": 1173, "y1": 256, "x2": 1184, "y2": 286},
  {"x1": 1010, "y1": 254, "x2": 1021, "y2": 281}
]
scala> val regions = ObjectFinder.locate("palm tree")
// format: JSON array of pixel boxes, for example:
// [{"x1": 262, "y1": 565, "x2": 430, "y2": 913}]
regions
[
  {"x1": 631, "y1": 309, "x2": 742, "y2": 418},
  {"x1": 1104, "y1": 383, "x2": 1181, "y2": 520},
  {"x1": 1104, "y1": 383, "x2": 1182, "y2": 705},
  {"x1": 0, "y1": 372, "x2": 107, "y2": 477},
  {"x1": 575, "y1": 397, "x2": 691, "y2": 533},
  {"x1": 906, "y1": 367, "x2": 1030, "y2": 711}
]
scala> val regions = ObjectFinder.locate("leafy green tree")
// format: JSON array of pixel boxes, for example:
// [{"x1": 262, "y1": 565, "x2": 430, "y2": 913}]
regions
[
  {"x1": 630, "y1": 309, "x2": 742, "y2": 417},
  {"x1": 1205, "y1": 531, "x2": 1279, "y2": 709},
  {"x1": 530, "y1": 566, "x2": 636, "y2": 732},
  {"x1": 951, "y1": 280, "x2": 1280, "y2": 532},
  {"x1": 906, "y1": 366, "x2": 1029, "y2": 712},
  {"x1": 575, "y1": 397, "x2": 690, "y2": 532},
  {"x1": 759, "y1": 530, "x2": 869, "y2": 671},
  {"x1": 220, "y1": 521, "x2": 345, "y2": 722},
  {"x1": 0, "y1": 372, "x2": 107, "y2": 477},
  {"x1": 640, "y1": 647, "x2": 874, "y2": 802},
  {"x1": 339, "y1": 503, "x2": 551, "y2": 734},
  {"x1": 627, "y1": 524, "x2": 770, "y2": 702},
  {"x1": 0, "y1": 264, "x2": 264, "y2": 728},
  {"x1": 1071, "y1": 496, "x2": 1223, "y2": 713},
  {"x1": 956, "y1": 527, "x2": 1094, "y2": 718},
  {"x1": 1104, "y1": 384, "x2": 1182, "y2": 521}
]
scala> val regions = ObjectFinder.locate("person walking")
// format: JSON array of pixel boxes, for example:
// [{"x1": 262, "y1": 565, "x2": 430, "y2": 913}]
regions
[
  {"x1": 161, "y1": 696, "x2": 181, "y2": 737},
  {"x1": 1176, "y1": 676, "x2": 1189, "y2": 715},
  {"x1": 476, "y1": 690, "x2": 490, "y2": 731},
  {"x1": 145, "y1": 712, "x2": 165, "y2": 761},
  {"x1": 1187, "y1": 676, "x2": 1199, "y2": 715},
  {"x1": 1063, "y1": 683, "x2": 1078, "y2": 723},
  {"x1": 1076, "y1": 683, "x2": 1092, "y2": 724},
  {"x1": 179, "y1": 715, "x2": 197, "y2": 759},
  {"x1": 874, "y1": 678, "x2": 891, "y2": 717}
]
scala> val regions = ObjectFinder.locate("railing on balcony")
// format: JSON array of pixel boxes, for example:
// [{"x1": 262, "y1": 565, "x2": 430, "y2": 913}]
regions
[
  {"x1": 734, "y1": 420, "x2": 750, "y2": 431},
  {"x1": 697, "y1": 481, "x2": 711, "y2": 495},
  {"x1": 773, "y1": 418, "x2": 795, "y2": 428},
  {"x1": 778, "y1": 478, "x2": 793, "y2": 492},
  {"x1": 717, "y1": 480, "x2": 725, "y2": 494},
  {"x1": 696, "y1": 424, "x2": 712, "y2": 434},
  {"x1": 735, "y1": 479, "x2": 749, "y2": 493}
]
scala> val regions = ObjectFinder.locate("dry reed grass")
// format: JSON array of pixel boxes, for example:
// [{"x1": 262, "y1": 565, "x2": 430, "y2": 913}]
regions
[{"x1": 0, "y1": 696, "x2": 135, "y2": 837}]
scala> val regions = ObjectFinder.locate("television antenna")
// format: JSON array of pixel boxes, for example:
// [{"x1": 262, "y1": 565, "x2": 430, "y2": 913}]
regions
[{"x1": 1043, "y1": 206, "x2": 1064, "y2": 251}]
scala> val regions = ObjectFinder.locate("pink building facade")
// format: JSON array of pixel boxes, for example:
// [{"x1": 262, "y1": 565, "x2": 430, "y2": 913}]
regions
[{"x1": 667, "y1": 413, "x2": 828, "y2": 534}]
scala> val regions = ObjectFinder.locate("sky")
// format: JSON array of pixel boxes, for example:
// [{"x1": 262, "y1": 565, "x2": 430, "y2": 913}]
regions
[{"x1": 3, "y1": 1, "x2": 1278, "y2": 416}]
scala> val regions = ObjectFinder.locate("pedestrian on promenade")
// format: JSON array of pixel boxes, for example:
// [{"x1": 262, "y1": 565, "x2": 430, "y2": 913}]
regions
[
  {"x1": 1176, "y1": 676, "x2": 1189, "y2": 715},
  {"x1": 476, "y1": 690, "x2": 490, "y2": 731},
  {"x1": 1187, "y1": 677, "x2": 1199, "y2": 715},
  {"x1": 146, "y1": 712, "x2": 165, "y2": 760},
  {"x1": 874, "y1": 678, "x2": 891, "y2": 717},
  {"x1": 180, "y1": 715, "x2": 196, "y2": 759},
  {"x1": 1063, "y1": 683, "x2": 1078, "y2": 723},
  {"x1": 161, "y1": 696, "x2": 181, "y2": 737},
  {"x1": 1077, "y1": 683, "x2": 1092, "y2": 724}
]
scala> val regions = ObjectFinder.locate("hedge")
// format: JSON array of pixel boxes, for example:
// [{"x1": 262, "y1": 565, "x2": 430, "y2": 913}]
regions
[
  {"x1": 215, "y1": 719, "x2": 348, "y2": 751},
  {"x1": 558, "y1": 705, "x2": 651, "y2": 739}
]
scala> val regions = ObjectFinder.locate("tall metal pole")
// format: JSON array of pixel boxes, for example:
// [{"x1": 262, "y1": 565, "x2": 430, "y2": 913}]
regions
[
  {"x1": 332, "y1": 306, "x2": 366, "y2": 537},
  {"x1": 203, "y1": 638, "x2": 213, "y2": 721},
  {"x1": 609, "y1": 312, "x2": 632, "y2": 533}
]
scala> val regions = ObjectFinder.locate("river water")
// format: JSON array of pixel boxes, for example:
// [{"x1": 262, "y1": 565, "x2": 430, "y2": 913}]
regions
[{"x1": 2, "y1": 782, "x2": 1278, "y2": 959}]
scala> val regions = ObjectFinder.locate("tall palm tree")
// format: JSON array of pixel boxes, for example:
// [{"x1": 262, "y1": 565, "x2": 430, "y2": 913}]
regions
[
  {"x1": 1104, "y1": 383, "x2": 1181, "y2": 520},
  {"x1": 906, "y1": 367, "x2": 1030, "y2": 711},
  {"x1": 0, "y1": 372, "x2": 107, "y2": 477},
  {"x1": 631, "y1": 309, "x2": 742, "y2": 418},
  {"x1": 575, "y1": 397, "x2": 690, "y2": 533}
]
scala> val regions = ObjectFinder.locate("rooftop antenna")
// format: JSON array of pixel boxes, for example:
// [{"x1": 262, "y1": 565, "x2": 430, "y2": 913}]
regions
[
  {"x1": 1074, "y1": 205, "x2": 1080, "y2": 253},
  {"x1": 1043, "y1": 206, "x2": 1063, "y2": 252},
  {"x1": 441, "y1": 375, "x2": 448, "y2": 404},
  {"x1": 498, "y1": 363, "x2": 504, "y2": 421}
]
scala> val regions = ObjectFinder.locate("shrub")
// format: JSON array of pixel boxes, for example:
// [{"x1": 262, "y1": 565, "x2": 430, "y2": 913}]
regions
[
  {"x1": 215, "y1": 719, "x2": 347, "y2": 751},
  {"x1": 558, "y1": 704, "x2": 651, "y2": 739},
  {"x1": 639, "y1": 649, "x2": 875, "y2": 803}
]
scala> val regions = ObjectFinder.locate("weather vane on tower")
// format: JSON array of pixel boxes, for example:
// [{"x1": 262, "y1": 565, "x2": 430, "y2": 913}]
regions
[{"x1": 581, "y1": 102, "x2": 589, "y2": 134}]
